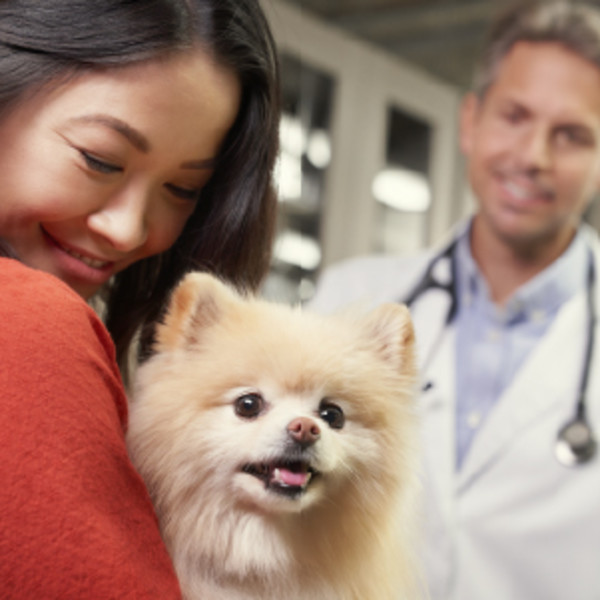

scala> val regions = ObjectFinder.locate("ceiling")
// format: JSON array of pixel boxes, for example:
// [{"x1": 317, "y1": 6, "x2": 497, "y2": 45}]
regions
[{"x1": 281, "y1": 0, "x2": 514, "y2": 90}]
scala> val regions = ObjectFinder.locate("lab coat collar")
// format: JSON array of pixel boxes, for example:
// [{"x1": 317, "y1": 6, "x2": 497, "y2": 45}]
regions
[
  {"x1": 416, "y1": 223, "x2": 600, "y2": 498},
  {"x1": 456, "y1": 227, "x2": 600, "y2": 491},
  {"x1": 456, "y1": 289, "x2": 588, "y2": 492},
  {"x1": 418, "y1": 323, "x2": 457, "y2": 521}
]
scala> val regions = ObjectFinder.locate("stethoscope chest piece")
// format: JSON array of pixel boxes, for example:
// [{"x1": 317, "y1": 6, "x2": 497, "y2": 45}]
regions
[{"x1": 555, "y1": 418, "x2": 597, "y2": 467}]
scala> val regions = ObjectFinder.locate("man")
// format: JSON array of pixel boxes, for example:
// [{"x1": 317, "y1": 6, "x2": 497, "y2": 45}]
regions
[{"x1": 310, "y1": 2, "x2": 600, "y2": 598}]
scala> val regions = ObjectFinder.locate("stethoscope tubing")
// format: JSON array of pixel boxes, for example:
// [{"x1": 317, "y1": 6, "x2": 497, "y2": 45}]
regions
[
  {"x1": 404, "y1": 238, "x2": 597, "y2": 466},
  {"x1": 404, "y1": 239, "x2": 459, "y2": 327}
]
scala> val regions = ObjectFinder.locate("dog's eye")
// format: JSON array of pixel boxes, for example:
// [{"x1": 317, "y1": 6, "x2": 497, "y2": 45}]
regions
[
  {"x1": 234, "y1": 393, "x2": 264, "y2": 419},
  {"x1": 319, "y1": 401, "x2": 345, "y2": 430}
]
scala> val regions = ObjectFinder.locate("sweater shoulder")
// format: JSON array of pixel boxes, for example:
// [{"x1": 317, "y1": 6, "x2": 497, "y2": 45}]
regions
[
  {"x1": 1, "y1": 258, "x2": 94, "y2": 313},
  {"x1": 0, "y1": 258, "x2": 114, "y2": 350}
]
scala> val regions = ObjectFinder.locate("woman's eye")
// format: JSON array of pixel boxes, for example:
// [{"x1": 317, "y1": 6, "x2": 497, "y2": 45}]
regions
[
  {"x1": 165, "y1": 183, "x2": 201, "y2": 202},
  {"x1": 319, "y1": 400, "x2": 345, "y2": 430},
  {"x1": 234, "y1": 393, "x2": 265, "y2": 419},
  {"x1": 80, "y1": 151, "x2": 122, "y2": 174}
]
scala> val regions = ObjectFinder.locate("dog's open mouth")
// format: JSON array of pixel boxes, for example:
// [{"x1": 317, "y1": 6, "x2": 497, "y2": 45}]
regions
[{"x1": 241, "y1": 460, "x2": 318, "y2": 498}]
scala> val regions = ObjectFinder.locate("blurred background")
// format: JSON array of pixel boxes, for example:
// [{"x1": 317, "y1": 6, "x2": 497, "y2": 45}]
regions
[
  {"x1": 281, "y1": 0, "x2": 509, "y2": 89},
  {"x1": 260, "y1": 0, "x2": 600, "y2": 303}
]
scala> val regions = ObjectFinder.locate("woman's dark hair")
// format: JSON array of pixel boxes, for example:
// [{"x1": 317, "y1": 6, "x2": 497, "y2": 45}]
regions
[{"x1": 0, "y1": 0, "x2": 281, "y2": 373}]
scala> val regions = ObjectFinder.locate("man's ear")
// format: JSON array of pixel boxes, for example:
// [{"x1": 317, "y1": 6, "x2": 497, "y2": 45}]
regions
[
  {"x1": 459, "y1": 92, "x2": 480, "y2": 156},
  {"x1": 594, "y1": 159, "x2": 600, "y2": 192}
]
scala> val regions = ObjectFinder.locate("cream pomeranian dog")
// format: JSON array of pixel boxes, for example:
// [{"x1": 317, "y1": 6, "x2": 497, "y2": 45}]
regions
[{"x1": 127, "y1": 272, "x2": 421, "y2": 600}]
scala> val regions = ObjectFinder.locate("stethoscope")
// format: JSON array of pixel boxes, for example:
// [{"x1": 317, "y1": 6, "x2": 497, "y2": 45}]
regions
[{"x1": 404, "y1": 239, "x2": 597, "y2": 467}]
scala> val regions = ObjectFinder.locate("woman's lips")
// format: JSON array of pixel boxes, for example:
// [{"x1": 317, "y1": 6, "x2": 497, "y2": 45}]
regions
[
  {"x1": 42, "y1": 229, "x2": 115, "y2": 272},
  {"x1": 56, "y1": 244, "x2": 111, "y2": 269}
]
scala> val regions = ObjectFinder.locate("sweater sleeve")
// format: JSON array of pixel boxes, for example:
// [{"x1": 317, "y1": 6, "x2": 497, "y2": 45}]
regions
[{"x1": 0, "y1": 259, "x2": 181, "y2": 600}]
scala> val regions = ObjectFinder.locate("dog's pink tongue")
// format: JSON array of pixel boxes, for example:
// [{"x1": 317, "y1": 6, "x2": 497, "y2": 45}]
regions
[{"x1": 276, "y1": 468, "x2": 308, "y2": 487}]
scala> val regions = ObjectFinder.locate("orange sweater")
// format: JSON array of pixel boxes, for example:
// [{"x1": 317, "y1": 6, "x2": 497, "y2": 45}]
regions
[{"x1": 0, "y1": 258, "x2": 181, "y2": 599}]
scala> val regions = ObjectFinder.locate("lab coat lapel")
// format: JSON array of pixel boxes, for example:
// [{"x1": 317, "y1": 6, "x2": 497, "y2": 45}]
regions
[
  {"x1": 414, "y1": 296, "x2": 457, "y2": 517},
  {"x1": 457, "y1": 291, "x2": 588, "y2": 492}
]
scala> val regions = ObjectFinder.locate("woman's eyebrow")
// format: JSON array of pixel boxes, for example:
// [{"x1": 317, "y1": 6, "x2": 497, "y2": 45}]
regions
[
  {"x1": 68, "y1": 114, "x2": 150, "y2": 152},
  {"x1": 66, "y1": 114, "x2": 218, "y2": 169}
]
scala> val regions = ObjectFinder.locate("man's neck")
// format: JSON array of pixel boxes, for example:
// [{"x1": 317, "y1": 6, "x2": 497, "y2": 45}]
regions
[{"x1": 469, "y1": 217, "x2": 577, "y2": 305}]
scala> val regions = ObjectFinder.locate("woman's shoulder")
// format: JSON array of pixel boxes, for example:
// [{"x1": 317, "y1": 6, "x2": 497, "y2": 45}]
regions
[
  {"x1": 1, "y1": 257, "x2": 88, "y2": 308},
  {"x1": 0, "y1": 259, "x2": 181, "y2": 598},
  {"x1": 0, "y1": 257, "x2": 112, "y2": 343},
  {"x1": 0, "y1": 258, "x2": 122, "y2": 414}
]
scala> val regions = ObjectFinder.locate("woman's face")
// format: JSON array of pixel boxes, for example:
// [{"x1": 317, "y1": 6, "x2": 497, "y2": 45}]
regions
[{"x1": 0, "y1": 50, "x2": 240, "y2": 298}]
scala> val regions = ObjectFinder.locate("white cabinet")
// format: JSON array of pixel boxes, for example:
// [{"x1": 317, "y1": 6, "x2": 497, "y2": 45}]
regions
[{"x1": 261, "y1": 0, "x2": 467, "y2": 303}]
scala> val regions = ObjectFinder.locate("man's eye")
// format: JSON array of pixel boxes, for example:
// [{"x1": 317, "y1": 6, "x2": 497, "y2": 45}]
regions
[
  {"x1": 502, "y1": 109, "x2": 523, "y2": 125},
  {"x1": 80, "y1": 151, "x2": 122, "y2": 174},
  {"x1": 556, "y1": 127, "x2": 594, "y2": 148},
  {"x1": 165, "y1": 183, "x2": 201, "y2": 202}
]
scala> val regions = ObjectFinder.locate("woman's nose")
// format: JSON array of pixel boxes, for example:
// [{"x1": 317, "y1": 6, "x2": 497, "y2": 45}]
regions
[{"x1": 86, "y1": 189, "x2": 149, "y2": 253}]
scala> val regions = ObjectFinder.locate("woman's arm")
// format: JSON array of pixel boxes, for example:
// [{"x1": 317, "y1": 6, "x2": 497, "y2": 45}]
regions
[{"x1": 0, "y1": 259, "x2": 181, "y2": 599}]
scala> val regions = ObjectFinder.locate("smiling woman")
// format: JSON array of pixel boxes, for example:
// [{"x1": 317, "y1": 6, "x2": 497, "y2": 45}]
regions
[
  {"x1": 0, "y1": 51, "x2": 241, "y2": 299},
  {"x1": 0, "y1": 1, "x2": 280, "y2": 598},
  {"x1": 0, "y1": 0, "x2": 280, "y2": 371}
]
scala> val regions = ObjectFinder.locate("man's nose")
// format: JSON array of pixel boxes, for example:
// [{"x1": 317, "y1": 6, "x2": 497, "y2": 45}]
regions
[
  {"x1": 518, "y1": 126, "x2": 552, "y2": 171},
  {"x1": 86, "y1": 188, "x2": 149, "y2": 253}
]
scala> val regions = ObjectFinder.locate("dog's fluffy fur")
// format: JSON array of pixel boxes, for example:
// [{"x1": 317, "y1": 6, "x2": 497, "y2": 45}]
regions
[{"x1": 127, "y1": 272, "x2": 420, "y2": 600}]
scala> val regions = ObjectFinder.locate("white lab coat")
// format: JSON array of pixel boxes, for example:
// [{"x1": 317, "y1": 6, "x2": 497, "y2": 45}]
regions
[{"x1": 309, "y1": 225, "x2": 600, "y2": 600}]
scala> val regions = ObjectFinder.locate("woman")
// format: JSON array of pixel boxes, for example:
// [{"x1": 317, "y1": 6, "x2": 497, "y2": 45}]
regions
[{"x1": 0, "y1": 1, "x2": 280, "y2": 597}]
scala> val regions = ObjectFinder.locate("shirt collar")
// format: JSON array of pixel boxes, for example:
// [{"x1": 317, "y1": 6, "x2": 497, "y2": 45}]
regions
[{"x1": 454, "y1": 221, "x2": 590, "y2": 324}]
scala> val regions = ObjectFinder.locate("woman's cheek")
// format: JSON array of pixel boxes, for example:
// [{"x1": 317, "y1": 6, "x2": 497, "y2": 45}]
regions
[{"x1": 146, "y1": 203, "x2": 196, "y2": 256}]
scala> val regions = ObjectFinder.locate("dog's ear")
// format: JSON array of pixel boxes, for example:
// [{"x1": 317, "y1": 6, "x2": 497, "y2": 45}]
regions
[
  {"x1": 154, "y1": 272, "x2": 238, "y2": 351},
  {"x1": 361, "y1": 303, "x2": 415, "y2": 370}
]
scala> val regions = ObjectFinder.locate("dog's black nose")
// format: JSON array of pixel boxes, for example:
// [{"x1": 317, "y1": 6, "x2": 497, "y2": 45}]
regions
[{"x1": 287, "y1": 417, "x2": 321, "y2": 447}]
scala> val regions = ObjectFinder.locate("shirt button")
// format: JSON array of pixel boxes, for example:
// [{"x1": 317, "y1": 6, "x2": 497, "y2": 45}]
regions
[
  {"x1": 467, "y1": 411, "x2": 481, "y2": 429},
  {"x1": 507, "y1": 299, "x2": 523, "y2": 313},
  {"x1": 487, "y1": 328, "x2": 501, "y2": 342},
  {"x1": 529, "y1": 309, "x2": 546, "y2": 323}
]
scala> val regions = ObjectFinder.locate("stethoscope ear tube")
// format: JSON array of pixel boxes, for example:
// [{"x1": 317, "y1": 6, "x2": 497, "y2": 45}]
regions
[{"x1": 405, "y1": 240, "x2": 459, "y2": 327}]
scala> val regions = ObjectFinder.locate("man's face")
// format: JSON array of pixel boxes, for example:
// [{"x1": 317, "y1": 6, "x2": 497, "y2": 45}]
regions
[{"x1": 461, "y1": 41, "x2": 600, "y2": 253}]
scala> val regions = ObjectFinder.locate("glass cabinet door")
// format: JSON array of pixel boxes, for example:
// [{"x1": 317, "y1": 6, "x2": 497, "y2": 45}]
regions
[
  {"x1": 371, "y1": 105, "x2": 432, "y2": 254},
  {"x1": 264, "y1": 53, "x2": 335, "y2": 303}
]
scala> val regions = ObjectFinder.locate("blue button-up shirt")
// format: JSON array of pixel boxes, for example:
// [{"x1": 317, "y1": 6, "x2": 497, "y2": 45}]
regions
[{"x1": 454, "y1": 225, "x2": 589, "y2": 469}]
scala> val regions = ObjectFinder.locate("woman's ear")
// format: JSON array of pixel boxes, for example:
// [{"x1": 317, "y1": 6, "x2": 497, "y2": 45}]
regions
[{"x1": 459, "y1": 92, "x2": 480, "y2": 157}]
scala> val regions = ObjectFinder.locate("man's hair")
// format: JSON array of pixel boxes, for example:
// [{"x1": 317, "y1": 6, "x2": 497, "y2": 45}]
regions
[{"x1": 473, "y1": 0, "x2": 600, "y2": 96}]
